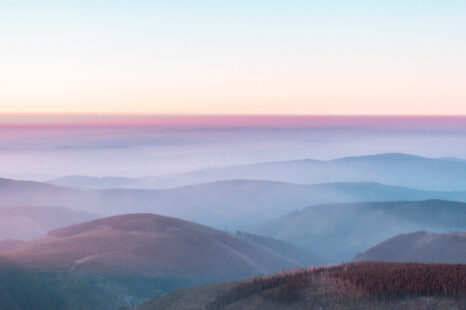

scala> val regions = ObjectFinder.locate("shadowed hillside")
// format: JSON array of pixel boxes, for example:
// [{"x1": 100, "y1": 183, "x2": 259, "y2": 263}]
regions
[
  {"x1": 355, "y1": 231, "x2": 466, "y2": 263},
  {"x1": 136, "y1": 262, "x2": 466, "y2": 310},
  {"x1": 252, "y1": 200, "x2": 466, "y2": 263}
]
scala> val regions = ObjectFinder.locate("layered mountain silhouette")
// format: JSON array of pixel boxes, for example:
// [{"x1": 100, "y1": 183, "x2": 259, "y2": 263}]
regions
[
  {"x1": 49, "y1": 153, "x2": 466, "y2": 191},
  {"x1": 251, "y1": 200, "x2": 466, "y2": 263},
  {"x1": 2, "y1": 177, "x2": 466, "y2": 229},
  {"x1": 0, "y1": 213, "x2": 315, "y2": 310},
  {"x1": 355, "y1": 231, "x2": 466, "y2": 263}
]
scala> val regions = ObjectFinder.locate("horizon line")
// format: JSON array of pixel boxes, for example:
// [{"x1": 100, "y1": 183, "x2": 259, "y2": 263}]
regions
[
  {"x1": 1, "y1": 114, "x2": 466, "y2": 130},
  {"x1": 2, "y1": 114, "x2": 466, "y2": 122}
]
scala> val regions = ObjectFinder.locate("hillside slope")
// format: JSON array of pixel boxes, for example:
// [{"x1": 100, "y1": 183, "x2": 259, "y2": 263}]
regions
[
  {"x1": 0, "y1": 213, "x2": 314, "y2": 310},
  {"x1": 252, "y1": 200, "x2": 466, "y2": 263},
  {"x1": 355, "y1": 231, "x2": 466, "y2": 263},
  {"x1": 136, "y1": 262, "x2": 466, "y2": 310}
]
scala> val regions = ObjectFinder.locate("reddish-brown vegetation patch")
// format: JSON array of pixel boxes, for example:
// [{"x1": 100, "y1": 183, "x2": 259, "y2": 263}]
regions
[
  {"x1": 330, "y1": 262, "x2": 466, "y2": 298},
  {"x1": 204, "y1": 262, "x2": 466, "y2": 309}
]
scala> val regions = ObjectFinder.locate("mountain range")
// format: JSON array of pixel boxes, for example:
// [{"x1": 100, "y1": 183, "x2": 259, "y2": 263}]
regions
[
  {"x1": 1, "y1": 152, "x2": 466, "y2": 309},
  {"x1": 2, "y1": 177, "x2": 466, "y2": 230},
  {"x1": 49, "y1": 153, "x2": 466, "y2": 191}
]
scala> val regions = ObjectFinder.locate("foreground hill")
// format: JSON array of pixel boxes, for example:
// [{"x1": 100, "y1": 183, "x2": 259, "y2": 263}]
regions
[
  {"x1": 2, "y1": 177, "x2": 466, "y2": 229},
  {"x1": 136, "y1": 262, "x2": 466, "y2": 310},
  {"x1": 0, "y1": 206, "x2": 97, "y2": 240},
  {"x1": 0, "y1": 214, "x2": 312, "y2": 310},
  {"x1": 67, "y1": 153, "x2": 466, "y2": 191},
  {"x1": 355, "y1": 231, "x2": 466, "y2": 263},
  {"x1": 251, "y1": 200, "x2": 466, "y2": 263}
]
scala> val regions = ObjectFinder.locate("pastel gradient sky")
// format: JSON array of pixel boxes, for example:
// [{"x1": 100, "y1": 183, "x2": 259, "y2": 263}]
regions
[{"x1": 1, "y1": 0, "x2": 466, "y2": 115}]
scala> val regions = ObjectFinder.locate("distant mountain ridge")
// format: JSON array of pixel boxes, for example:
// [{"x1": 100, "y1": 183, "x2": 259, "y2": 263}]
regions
[
  {"x1": 3, "y1": 177, "x2": 466, "y2": 229},
  {"x1": 355, "y1": 231, "x2": 466, "y2": 263},
  {"x1": 48, "y1": 153, "x2": 466, "y2": 191},
  {"x1": 48, "y1": 175, "x2": 142, "y2": 189}
]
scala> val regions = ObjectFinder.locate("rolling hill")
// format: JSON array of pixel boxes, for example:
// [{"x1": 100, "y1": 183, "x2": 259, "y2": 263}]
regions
[
  {"x1": 52, "y1": 153, "x2": 466, "y2": 191},
  {"x1": 355, "y1": 231, "x2": 466, "y2": 263},
  {"x1": 251, "y1": 200, "x2": 466, "y2": 263},
  {"x1": 0, "y1": 213, "x2": 315, "y2": 310},
  {"x1": 2, "y1": 177, "x2": 466, "y2": 229}
]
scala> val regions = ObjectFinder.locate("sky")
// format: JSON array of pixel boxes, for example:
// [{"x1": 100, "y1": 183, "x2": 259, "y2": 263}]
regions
[{"x1": 1, "y1": 0, "x2": 466, "y2": 115}]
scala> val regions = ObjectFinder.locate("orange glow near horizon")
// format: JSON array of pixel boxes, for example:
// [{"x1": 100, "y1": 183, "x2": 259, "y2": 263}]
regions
[{"x1": 1, "y1": 115, "x2": 466, "y2": 132}]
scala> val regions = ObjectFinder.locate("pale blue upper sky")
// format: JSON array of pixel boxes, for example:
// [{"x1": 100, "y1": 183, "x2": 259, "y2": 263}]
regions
[{"x1": 1, "y1": 0, "x2": 466, "y2": 114}]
